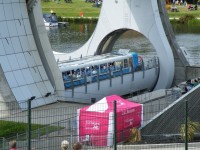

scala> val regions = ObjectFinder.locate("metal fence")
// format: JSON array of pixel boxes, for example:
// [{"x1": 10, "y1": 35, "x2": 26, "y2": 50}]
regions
[{"x1": 0, "y1": 86, "x2": 200, "y2": 150}]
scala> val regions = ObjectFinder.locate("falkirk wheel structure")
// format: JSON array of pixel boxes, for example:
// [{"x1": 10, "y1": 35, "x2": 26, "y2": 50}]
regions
[{"x1": 0, "y1": 0, "x2": 189, "y2": 109}]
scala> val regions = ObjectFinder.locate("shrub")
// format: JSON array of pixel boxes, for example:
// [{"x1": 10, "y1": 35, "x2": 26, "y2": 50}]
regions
[
  {"x1": 180, "y1": 119, "x2": 200, "y2": 142},
  {"x1": 166, "y1": 4, "x2": 171, "y2": 11},
  {"x1": 178, "y1": 14, "x2": 196, "y2": 24},
  {"x1": 188, "y1": 19, "x2": 200, "y2": 26},
  {"x1": 128, "y1": 127, "x2": 141, "y2": 143}
]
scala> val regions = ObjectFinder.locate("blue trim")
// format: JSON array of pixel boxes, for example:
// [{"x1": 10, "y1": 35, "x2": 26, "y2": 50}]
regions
[
  {"x1": 130, "y1": 52, "x2": 138, "y2": 70},
  {"x1": 63, "y1": 53, "x2": 142, "y2": 89}
]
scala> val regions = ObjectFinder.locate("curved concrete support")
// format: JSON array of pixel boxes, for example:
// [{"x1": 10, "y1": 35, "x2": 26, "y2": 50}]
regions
[
  {"x1": 54, "y1": 0, "x2": 175, "y2": 89},
  {"x1": 0, "y1": 0, "x2": 189, "y2": 109},
  {"x1": 28, "y1": 0, "x2": 65, "y2": 97},
  {"x1": 157, "y1": 0, "x2": 189, "y2": 85},
  {"x1": 0, "y1": 65, "x2": 18, "y2": 117},
  {"x1": 0, "y1": 0, "x2": 62, "y2": 108}
]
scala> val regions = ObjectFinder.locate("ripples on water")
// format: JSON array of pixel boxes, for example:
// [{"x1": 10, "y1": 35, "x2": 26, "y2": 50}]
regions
[
  {"x1": 176, "y1": 34, "x2": 200, "y2": 57},
  {"x1": 47, "y1": 23, "x2": 200, "y2": 59}
]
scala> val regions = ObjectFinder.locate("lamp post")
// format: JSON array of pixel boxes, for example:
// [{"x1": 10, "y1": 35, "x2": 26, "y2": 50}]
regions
[{"x1": 27, "y1": 96, "x2": 36, "y2": 150}]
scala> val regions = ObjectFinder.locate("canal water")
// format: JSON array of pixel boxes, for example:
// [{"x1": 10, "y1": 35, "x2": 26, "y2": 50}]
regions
[{"x1": 47, "y1": 22, "x2": 200, "y2": 60}]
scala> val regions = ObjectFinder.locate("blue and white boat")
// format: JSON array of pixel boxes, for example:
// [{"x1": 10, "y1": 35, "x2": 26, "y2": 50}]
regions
[
  {"x1": 58, "y1": 51, "x2": 159, "y2": 103},
  {"x1": 43, "y1": 13, "x2": 58, "y2": 27}
]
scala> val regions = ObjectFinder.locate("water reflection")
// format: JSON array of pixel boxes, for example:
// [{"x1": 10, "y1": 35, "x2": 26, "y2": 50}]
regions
[
  {"x1": 47, "y1": 22, "x2": 200, "y2": 58},
  {"x1": 47, "y1": 23, "x2": 96, "y2": 53},
  {"x1": 112, "y1": 31, "x2": 156, "y2": 57}
]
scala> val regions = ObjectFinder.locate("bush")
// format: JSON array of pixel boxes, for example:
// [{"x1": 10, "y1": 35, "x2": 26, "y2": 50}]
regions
[
  {"x1": 166, "y1": 4, "x2": 171, "y2": 11},
  {"x1": 178, "y1": 14, "x2": 196, "y2": 23},
  {"x1": 180, "y1": 119, "x2": 200, "y2": 142},
  {"x1": 60, "y1": 17, "x2": 98, "y2": 23},
  {"x1": 128, "y1": 127, "x2": 141, "y2": 143},
  {"x1": 188, "y1": 19, "x2": 200, "y2": 26}
]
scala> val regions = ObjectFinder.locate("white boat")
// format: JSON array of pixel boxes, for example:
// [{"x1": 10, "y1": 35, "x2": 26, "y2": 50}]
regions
[
  {"x1": 43, "y1": 13, "x2": 58, "y2": 27},
  {"x1": 58, "y1": 51, "x2": 159, "y2": 103}
]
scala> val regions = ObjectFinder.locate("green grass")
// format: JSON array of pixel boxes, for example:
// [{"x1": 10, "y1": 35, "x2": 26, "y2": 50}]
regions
[
  {"x1": 42, "y1": 1, "x2": 200, "y2": 19},
  {"x1": 42, "y1": 0, "x2": 101, "y2": 17},
  {"x1": 0, "y1": 120, "x2": 63, "y2": 140},
  {"x1": 167, "y1": 5, "x2": 200, "y2": 19}
]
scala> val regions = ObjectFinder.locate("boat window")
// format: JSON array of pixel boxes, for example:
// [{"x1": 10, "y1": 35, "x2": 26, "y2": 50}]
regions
[
  {"x1": 94, "y1": 65, "x2": 99, "y2": 70},
  {"x1": 66, "y1": 71, "x2": 70, "y2": 75},
  {"x1": 63, "y1": 72, "x2": 70, "y2": 81},
  {"x1": 92, "y1": 65, "x2": 98, "y2": 75},
  {"x1": 115, "y1": 60, "x2": 123, "y2": 70},
  {"x1": 71, "y1": 70, "x2": 76, "y2": 79},
  {"x1": 129, "y1": 58, "x2": 133, "y2": 68},
  {"x1": 75, "y1": 69, "x2": 81, "y2": 78},
  {"x1": 81, "y1": 68, "x2": 85, "y2": 76},
  {"x1": 109, "y1": 62, "x2": 115, "y2": 70},
  {"x1": 51, "y1": 14, "x2": 58, "y2": 22},
  {"x1": 100, "y1": 63, "x2": 108, "y2": 73},
  {"x1": 75, "y1": 69, "x2": 80, "y2": 74},
  {"x1": 62, "y1": 72, "x2": 66, "y2": 76},
  {"x1": 124, "y1": 59, "x2": 128, "y2": 68},
  {"x1": 46, "y1": 17, "x2": 51, "y2": 22},
  {"x1": 85, "y1": 66, "x2": 91, "y2": 76}
]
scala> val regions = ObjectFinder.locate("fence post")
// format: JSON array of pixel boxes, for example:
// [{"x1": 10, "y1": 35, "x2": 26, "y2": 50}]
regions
[
  {"x1": 185, "y1": 100, "x2": 188, "y2": 150},
  {"x1": 27, "y1": 96, "x2": 35, "y2": 150},
  {"x1": 114, "y1": 101, "x2": 117, "y2": 150}
]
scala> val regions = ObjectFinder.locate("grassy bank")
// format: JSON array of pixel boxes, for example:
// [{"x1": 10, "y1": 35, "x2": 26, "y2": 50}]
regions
[
  {"x1": 0, "y1": 120, "x2": 62, "y2": 139},
  {"x1": 42, "y1": 1, "x2": 200, "y2": 19},
  {"x1": 42, "y1": 0, "x2": 101, "y2": 17},
  {"x1": 166, "y1": 5, "x2": 200, "y2": 19}
]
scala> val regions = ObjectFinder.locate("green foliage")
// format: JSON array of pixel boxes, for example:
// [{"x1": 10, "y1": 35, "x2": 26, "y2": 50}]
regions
[
  {"x1": 178, "y1": 14, "x2": 196, "y2": 23},
  {"x1": 60, "y1": 17, "x2": 98, "y2": 23},
  {"x1": 180, "y1": 119, "x2": 200, "y2": 142},
  {"x1": 128, "y1": 127, "x2": 141, "y2": 143},
  {"x1": 188, "y1": 19, "x2": 200, "y2": 26},
  {"x1": 0, "y1": 121, "x2": 29, "y2": 138}
]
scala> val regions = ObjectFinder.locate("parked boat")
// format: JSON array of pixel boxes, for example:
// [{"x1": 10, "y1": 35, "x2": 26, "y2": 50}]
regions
[{"x1": 43, "y1": 13, "x2": 58, "y2": 27}]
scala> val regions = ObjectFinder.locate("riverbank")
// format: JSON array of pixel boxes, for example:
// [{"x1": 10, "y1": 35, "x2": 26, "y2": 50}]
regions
[
  {"x1": 42, "y1": 1, "x2": 200, "y2": 17},
  {"x1": 42, "y1": 0, "x2": 101, "y2": 17},
  {"x1": 166, "y1": 4, "x2": 200, "y2": 18},
  {"x1": 59, "y1": 16, "x2": 98, "y2": 23},
  {"x1": 42, "y1": 1, "x2": 200, "y2": 23},
  {"x1": 58, "y1": 15, "x2": 200, "y2": 25}
]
